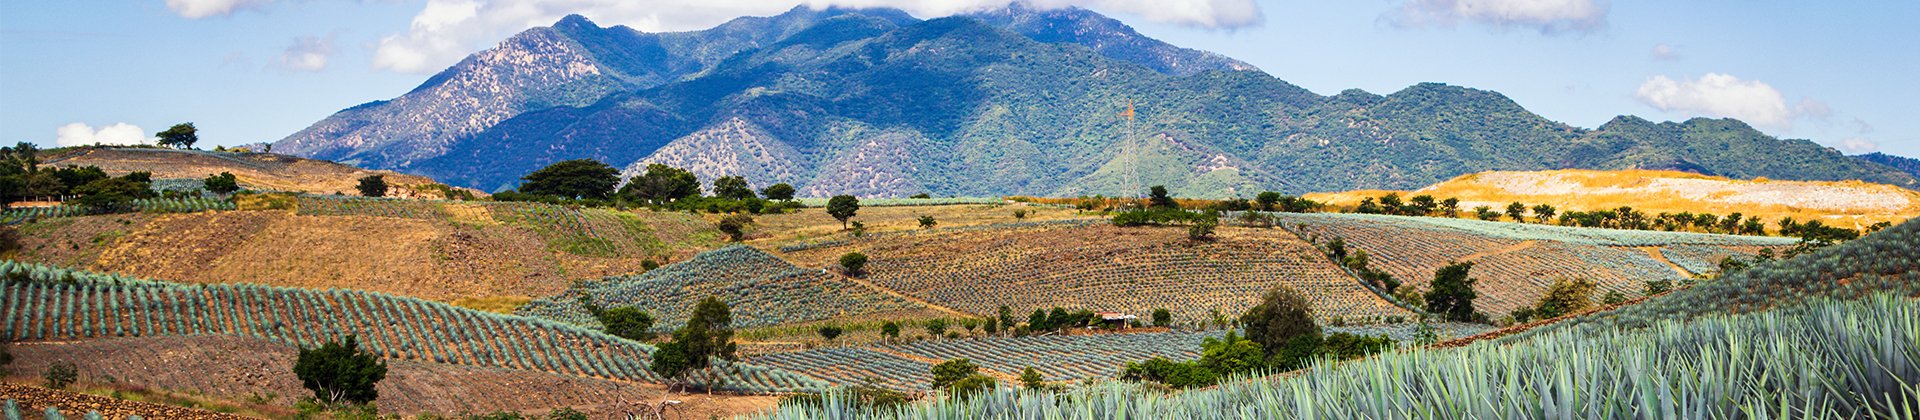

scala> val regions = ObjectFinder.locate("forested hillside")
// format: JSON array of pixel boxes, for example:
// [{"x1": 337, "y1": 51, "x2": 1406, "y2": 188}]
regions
[{"x1": 274, "y1": 6, "x2": 1917, "y2": 197}]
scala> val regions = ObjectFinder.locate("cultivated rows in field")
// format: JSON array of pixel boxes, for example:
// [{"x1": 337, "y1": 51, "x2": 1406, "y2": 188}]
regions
[
  {"x1": 776, "y1": 219, "x2": 1103, "y2": 253},
  {"x1": 1276, "y1": 213, "x2": 1788, "y2": 315},
  {"x1": 1, "y1": 197, "x2": 234, "y2": 224},
  {"x1": 749, "y1": 347, "x2": 936, "y2": 392},
  {"x1": 0, "y1": 264, "x2": 827, "y2": 394},
  {"x1": 1658, "y1": 244, "x2": 1775, "y2": 275},
  {"x1": 793, "y1": 197, "x2": 1003, "y2": 207},
  {"x1": 786, "y1": 224, "x2": 1411, "y2": 323},
  {"x1": 518, "y1": 245, "x2": 924, "y2": 331},
  {"x1": 295, "y1": 195, "x2": 701, "y2": 257}
]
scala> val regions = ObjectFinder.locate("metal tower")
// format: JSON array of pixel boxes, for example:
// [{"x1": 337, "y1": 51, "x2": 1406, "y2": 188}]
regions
[{"x1": 1120, "y1": 99, "x2": 1140, "y2": 200}]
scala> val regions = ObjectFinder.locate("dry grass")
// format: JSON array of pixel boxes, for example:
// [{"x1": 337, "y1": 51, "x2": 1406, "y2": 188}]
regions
[
  {"x1": 1305, "y1": 169, "x2": 1920, "y2": 230},
  {"x1": 450, "y1": 295, "x2": 535, "y2": 314},
  {"x1": 44, "y1": 147, "x2": 474, "y2": 198},
  {"x1": 747, "y1": 202, "x2": 1094, "y2": 244}
]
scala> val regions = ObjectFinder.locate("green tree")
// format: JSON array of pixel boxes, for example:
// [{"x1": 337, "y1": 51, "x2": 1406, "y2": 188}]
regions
[
  {"x1": 293, "y1": 335, "x2": 388, "y2": 404},
  {"x1": 580, "y1": 297, "x2": 654, "y2": 342},
  {"x1": 619, "y1": 164, "x2": 700, "y2": 204},
  {"x1": 520, "y1": 159, "x2": 618, "y2": 200},
  {"x1": 918, "y1": 215, "x2": 936, "y2": 229},
  {"x1": 1378, "y1": 194, "x2": 1404, "y2": 215},
  {"x1": 156, "y1": 123, "x2": 198, "y2": 149},
  {"x1": 880, "y1": 321, "x2": 900, "y2": 342},
  {"x1": 930, "y1": 359, "x2": 981, "y2": 391},
  {"x1": 1197, "y1": 332, "x2": 1265, "y2": 377},
  {"x1": 356, "y1": 175, "x2": 387, "y2": 197},
  {"x1": 1532, "y1": 278, "x2": 1596, "y2": 319},
  {"x1": 716, "y1": 214, "x2": 754, "y2": 241},
  {"x1": 948, "y1": 374, "x2": 996, "y2": 399},
  {"x1": 997, "y1": 305, "x2": 1016, "y2": 334},
  {"x1": 44, "y1": 362, "x2": 77, "y2": 389},
  {"x1": 1255, "y1": 191, "x2": 1282, "y2": 211},
  {"x1": 839, "y1": 252, "x2": 867, "y2": 276},
  {"x1": 1019, "y1": 367, "x2": 1044, "y2": 390},
  {"x1": 1474, "y1": 206, "x2": 1499, "y2": 221},
  {"x1": 204, "y1": 172, "x2": 240, "y2": 194},
  {"x1": 925, "y1": 318, "x2": 949, "y2": 336},
  {"x1": 1151, "y1": 308, "x2": 1172, "y2": 327},
  {"x1": 827, "y1": 195, "x2": 860, "y2": 229},
  {"x1": 1240, "y1": 287, "x2": 1321, "y2": 369},
  {"x1": 1027, "y1": 309, "x2": 1048, "y2": 332},
  {"x1": 816, "y1": 325, "x2": 843, "y2": 342},
  {"x1": 1530, "y1": 204, "x2": 1557, "y2": 224},
  {"x1": 712, "y1": 176, "x2": 755, "y2": 200},
  {"x1": 1148, "y1": 185, "x2": 1177, "y2": 209},
  {"x1": 1186, "y1": 216, "x2": 1218, "y2": 241},
  {"x1": 760, "y1": 183, "x2": 796, "y2": 201},
  {"x1": 1440, "y1": 197, "x2": 1461, "y2": 217},
  {"x1": 1505, "y1": 202, "x2": 1527, "y2": 222},
  {"x1": 72, "y1": 176, "x2": 155, "y2": 211},
  {"x1": 1407, "y1": 195, "x2": 1438, "y2": 216},
  {"x1": 1425, "y1": 262, "x2": 1481, "y2": 322}
]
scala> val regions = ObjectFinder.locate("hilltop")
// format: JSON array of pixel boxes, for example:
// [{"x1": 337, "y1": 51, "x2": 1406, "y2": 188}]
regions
[
  {"x1": 1305, "y1": 169, "x2": 1920, "y2": 231},
  {"x1": 44, "y1": 147, "x2": 465, "y2": 198},
  {"x1": 271, "y1": 7, "x2": 1915, "y2": 197}
]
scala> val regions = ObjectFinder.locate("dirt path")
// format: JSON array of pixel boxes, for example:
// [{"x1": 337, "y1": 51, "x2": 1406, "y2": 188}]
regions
[
  {"x1": 1460, "y1": 240, "x2": 1538, "y2": 262},
  {"x1": 1636, "y1": 246, "x2": 1695, "y2": 277},
  {"x1": 835, "y1": 273, "x2": 972, "y2": 318}
]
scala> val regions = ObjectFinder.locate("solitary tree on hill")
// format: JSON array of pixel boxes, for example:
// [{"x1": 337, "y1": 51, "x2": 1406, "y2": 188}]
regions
[
  {"x1": 293, "y1": 335, "x2": 387, "y2": 405},
  {"x1": 156, "y1": 123, "x2": 198, "y2": 149},
  {"x1": 827, "y1": 195, "x2": 860, "y2": 229},
  {"x1": 520, "y1": 159, "x2": 618, "y2": 199},
  {"x1": 839, "y1": 252, "x2": 868, "y2": 276},
  {"x1": 356, "y1": 175, "x2": 387, "y2": 197}
]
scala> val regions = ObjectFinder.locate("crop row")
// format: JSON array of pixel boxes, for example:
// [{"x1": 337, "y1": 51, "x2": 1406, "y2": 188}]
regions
[
  {"x1": 793, "y1": 197, "x2": 1003, "y2": 207},
  {"x1": 1, "y1": 197, "x2": 234, "y2": 224},
  {"x1": 776, "y1": 219, "x2": 1103, "y2": 253},
  {"x1": 518, "y1": 245, "x2": 924, "y2": 331},
  {"x1": 0, "y1": 263, "x2": 828, "y2": 394},
  {"x1": 1270, "y1": 212, "x2": 1796, "y2": 247},
  {"x1": 295, "y1": 196, "x2": 685, "y2": 257},
  {"x1": 762, "y1": 293, "x2": 1918, "y2": 419},
  {"x1": 799, "y1": 224, "x2": 1411, "y2": 323}
]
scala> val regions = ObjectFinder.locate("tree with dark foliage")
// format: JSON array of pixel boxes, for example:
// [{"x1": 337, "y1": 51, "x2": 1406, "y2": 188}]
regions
[
  {"x1": 356, "y1": 175, "x2": 387, "y2": 197},
  {"x1": 156, "y1": 123, "x2": 198, "y2": 149},
  {"x1": 294, "y1": 335, "x2": 387, "y2": 405},
  {"x1": 1425, "y1": 262, "x2": 1481, "y2": 322},
  {"x1": 520, "y1": 159, "x2": 618, "y2": 199}
]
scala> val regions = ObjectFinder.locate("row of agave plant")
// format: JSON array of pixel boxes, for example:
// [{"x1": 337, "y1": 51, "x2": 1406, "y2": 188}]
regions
[
  {"x1": 4, "y1": 400, "x2": 121, "y2": 420},
  {"x1": 759, "y1": 293, "x2": 1918, "y2": 419}
]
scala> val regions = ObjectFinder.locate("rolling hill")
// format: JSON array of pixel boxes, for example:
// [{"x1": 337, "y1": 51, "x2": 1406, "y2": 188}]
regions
[
  {"x1": 44, "y1": 147, "x2": 457, "y2": 198},
  {"x1": 1305, "y1": 169, "x2": 1920, "y2": 231},
  {"x1": 271, "y1": 6, "x2": 1917, "y2": 197}
]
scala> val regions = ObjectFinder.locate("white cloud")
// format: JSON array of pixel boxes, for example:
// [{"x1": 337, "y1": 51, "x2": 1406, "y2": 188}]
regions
[
  {"x1": 1837, "y1": 137, "x2": 1878, "y2": 153},
  {"x1": 163, "y1": 0, "x2": 272, "y2": 19},
  {"x1": 1387, "y1": 0, "x2": 1608, "y2": 33},
  {"x1": 1651, "y1": 43, "x2": 1677, "y2": 60},
  {"x1": 372, "y1": 0, "x2": 1263, "y2": 73},
  {"x1": 278, "y1": 35, "x2": 336, "y2": 72},
  {"x1": 56, "y1": 123, "x2": 152, "y2": 147},
  {"x1": 1635, "y1": 73, "x2": 1802, "y2": 129}
]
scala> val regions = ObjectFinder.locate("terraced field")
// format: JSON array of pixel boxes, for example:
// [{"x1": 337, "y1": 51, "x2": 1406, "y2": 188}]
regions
[
  {"x1": 0, "y1": 262, "x2": 826, "y2": 394},
  {"x1": 1275, "y1": 212, "x2": 1794, "y2": 315},
  {"x1": 781, "y1": 223, "x2": 1413, "y2": 325},
  {"x1": 519, "y1": 246, "x2": 929, "y2": 331},
  {"x1": 296, "y1": 195, "x2": 718, "y2": 259},
  {"x1": 0, "y1": 197, "x2": 234, "y2": 224},
  {"x1": 752, "y1": 331, "x2": 1221, "y2": 391}
]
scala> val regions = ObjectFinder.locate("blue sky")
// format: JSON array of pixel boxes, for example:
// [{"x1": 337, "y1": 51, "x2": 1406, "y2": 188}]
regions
[{"x1": 3, "y1": 0, "x2": 1916, "y2": 158}]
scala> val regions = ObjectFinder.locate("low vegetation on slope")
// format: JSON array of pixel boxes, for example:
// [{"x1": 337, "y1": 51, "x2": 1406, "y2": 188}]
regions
[
  {"x1": 43, "y1": 146, "x2": 453, "y2": 198},
  {"x1": 518, "y1": 245, "x2": 926, "y2": 330},
  {"x1": 0, "y1": 261, "x2": 826, "y2": 394},
  {"x1": 780, "y1": 222, "x2": 1413, "y2": 324},
  {"x1": 1277, "y1": 212, "x2": 1791, "y2": 315}
]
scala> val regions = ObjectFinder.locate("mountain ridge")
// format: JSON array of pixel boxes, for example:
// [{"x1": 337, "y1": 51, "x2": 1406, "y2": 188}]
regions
[{"x1": 273, "y1": 5, "x2": 1919, "y2": 197}]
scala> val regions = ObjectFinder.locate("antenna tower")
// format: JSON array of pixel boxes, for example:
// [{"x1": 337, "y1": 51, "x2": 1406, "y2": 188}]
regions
[{"x1": 1121, "y1": 99, "x2": 1139, "y2": 200}]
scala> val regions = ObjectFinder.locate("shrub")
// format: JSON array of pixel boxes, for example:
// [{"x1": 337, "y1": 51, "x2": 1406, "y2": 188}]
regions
[
  {"x1": 203, "y1": 172, "x2": 239, "y2": 194},
  {"x1": 839, "y1": 252, "x2": 868, "y2": 276},
  {"x1": 293, "y1": 336, "x2": 387, "y2": 404},
  {"x1": 816, "y1": 326, "x2": 843, "y2": 342},
  {"x1": 1151, "y1": 308, "x2": 1172, "y2": 327},
  {"x1": 918, "y1": 215, "x2": 936, "y2": 229},
  {"x1": 1187, "y1": 217, "x2": 1218, "y2": 241},
  {"x1": 1240, "y1": 287, "x2": 1320, "y2": 359},
  {"x1": 1532, "y1": 278, "x2": 1596, "y2": 319},
  {"x1": 949, "y1": 374, "x2": 996, "y2": 399},
  {"x1": 44, "y1": 361, "x2": 77, "y2": 389},
  {"x1": 925, "y1": 318, "x2": 949, "y2": 336},
  {"x1": 1020, "y1": 367, "x2": 1044, "y2": 390},
  {"x1": 1012, "y1": 209, "x2": 1028, "y2": 219},
  {"x1": 931, "y1": 359, "x2": 981, "y2": 391},
  {"x1": 716, "y1": 214, "x2": 754, "y2": 241}
]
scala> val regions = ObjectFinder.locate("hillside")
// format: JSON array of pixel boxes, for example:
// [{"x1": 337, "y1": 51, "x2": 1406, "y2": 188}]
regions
[
  {"x1": 43, "y1": 147, "x2": 459, "y2": 198},
  {"x1": 1857, "y1": 152, "x2": 1920, "y2": 179},
  {"x1": 1276, "y1": 212, "x2": 1794, "y2": 315},
  {"x1": 776, "y1": 221, "x2": 1416, "y2": 323},
  {"x1": 7, "y1": 198, "x2": 723, "y2": 307},
  {"x1": 271, "y1": 7, "x2": 1916, "y2": 197},
  {"x1": 1305, "y1": 169, "x2": 1920, "y2": 231}
]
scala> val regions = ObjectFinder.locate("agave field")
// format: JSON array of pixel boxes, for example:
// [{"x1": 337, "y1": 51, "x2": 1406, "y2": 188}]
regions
[
  {"x1": 0, "y1": 197, "x2": 234, "y2": 224},
  {"x1": 1506, "y1": 217, "x2": 1920, "y2": 342},
  {"x1": 294, "y1": 195, "x2": 705, "y2": 257},
  {"x1": 793, "y1": 197, "x2": 1004, "y2": 207},
  {"x1": 785, "y1": 224, "x2": 1411, "y2": 324},
  {"x1": 750, "y1": 347, "x2": 938, "y2": 392},
  {"x1": 1275, "y1": 212, "x2": 1791, "y2": 314},
  {"x1": 776, "y1": 219, "x2": 1103, "y2": 253},
  {"x1": 762, "y1": 293, "x2": 1920, "y2": 419},
  {"x1": 0, "y1": 262, "x2": 828, "y2": 394},
  {"x1": 518, "y1": 246, "x2": 925, "y2": 331}
]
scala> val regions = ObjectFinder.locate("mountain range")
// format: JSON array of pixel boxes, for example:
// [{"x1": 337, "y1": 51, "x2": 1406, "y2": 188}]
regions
[{"x1": 273, "y1": 4, "x2": 1918, "y2": 198}]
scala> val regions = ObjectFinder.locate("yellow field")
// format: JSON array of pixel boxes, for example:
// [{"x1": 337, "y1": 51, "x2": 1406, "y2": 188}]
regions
[{"x1": 1305, "y1": 169, "x2": 1920, "y2": 231}]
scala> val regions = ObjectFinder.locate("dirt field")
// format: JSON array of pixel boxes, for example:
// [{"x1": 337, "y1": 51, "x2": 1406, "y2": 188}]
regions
[
  {"x1": 749, "y1": 202, "x2": 1093, "y2": 244},
  {"x1": 5, "y1": 336, "x2": 780, "y2": 419},
  {"x1": 8, "y1": 213, "x2": 157, "y2": 267}
]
